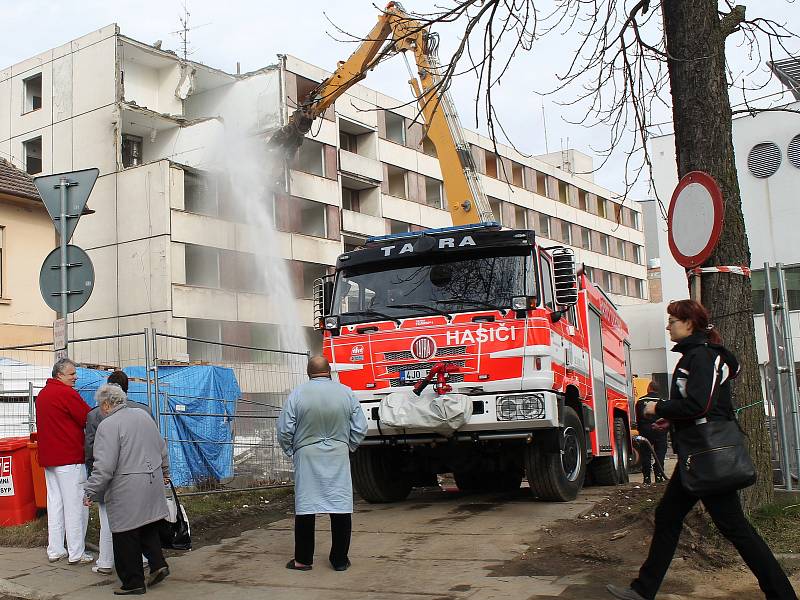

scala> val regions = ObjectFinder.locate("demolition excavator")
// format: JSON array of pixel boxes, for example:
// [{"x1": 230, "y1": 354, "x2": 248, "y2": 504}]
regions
[{"x1": 266, "y1": 1, "x2": 494, "y2": 226}]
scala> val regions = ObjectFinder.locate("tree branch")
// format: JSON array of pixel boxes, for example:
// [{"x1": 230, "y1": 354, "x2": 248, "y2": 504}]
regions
[{"x1": 720, "y1": 5, "x2": 746, "y2": 38}]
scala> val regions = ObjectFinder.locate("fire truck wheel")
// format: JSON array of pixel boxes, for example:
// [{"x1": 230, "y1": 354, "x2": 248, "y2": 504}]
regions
[
  {"x1": 589, "y1": 416, "x2": 629, "y2": 485},
  {"x1": 351, "y1": 447, "x2": 412, "y2": 503},
  {"x1": 525, "y1": 407, "x2": 586, "y2": 502}
]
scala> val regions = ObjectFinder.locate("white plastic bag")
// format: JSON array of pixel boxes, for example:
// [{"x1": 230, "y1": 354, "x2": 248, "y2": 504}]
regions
[{"x1": 379, "y1": 390, "x2": 472, "y2": 435}]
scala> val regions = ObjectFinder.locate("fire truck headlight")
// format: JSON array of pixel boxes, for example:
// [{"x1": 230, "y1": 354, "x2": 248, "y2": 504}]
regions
[
  {"x1": 324, "y1": 316, "x2": 340, "y2": 330},
  {"x1": 496, "y1": 394, "x2": 546, "y2": 421},
  {"x1": 511, "y1": 296, "x2": 529, "y2": 311}
]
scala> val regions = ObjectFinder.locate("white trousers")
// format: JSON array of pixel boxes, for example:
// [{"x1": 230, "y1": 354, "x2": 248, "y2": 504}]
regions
[
  {"x1": 97, "y1": 503, "x2": 114, "y2": 569},
  {"x1": 98, "y1": 502, "x2": 150, "y2": 570},
  {"x1": 44, "y1": 464, "x2": 89, "y2": 562}
]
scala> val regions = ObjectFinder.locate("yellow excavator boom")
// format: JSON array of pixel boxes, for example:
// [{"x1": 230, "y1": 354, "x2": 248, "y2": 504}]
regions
[{"x1": 267, "y1": 2, "x2": 494, "y2": 226}]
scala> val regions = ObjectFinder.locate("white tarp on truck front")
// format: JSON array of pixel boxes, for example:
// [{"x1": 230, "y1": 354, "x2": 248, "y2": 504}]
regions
[{"x1": 379, "y1": 391, "x2": 472, "y2": 435}]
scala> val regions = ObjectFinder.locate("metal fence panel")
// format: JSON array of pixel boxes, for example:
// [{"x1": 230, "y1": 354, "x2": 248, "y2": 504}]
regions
[{"x1": 153, "y1": 332, "x2": 307, "y2": 492}]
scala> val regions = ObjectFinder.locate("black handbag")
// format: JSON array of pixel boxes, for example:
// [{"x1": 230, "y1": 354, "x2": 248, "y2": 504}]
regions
[
  {"x1": 675, "y1": 418, "x2": 757, "y2": 496},
  {"x1": 159, "y1": 480, "x2": 192, "y2": 550}
]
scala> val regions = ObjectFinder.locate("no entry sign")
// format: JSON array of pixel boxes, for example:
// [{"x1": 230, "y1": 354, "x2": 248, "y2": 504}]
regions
[{"x1": 668, "y1": 171, "x2": 723, "y2": 268}]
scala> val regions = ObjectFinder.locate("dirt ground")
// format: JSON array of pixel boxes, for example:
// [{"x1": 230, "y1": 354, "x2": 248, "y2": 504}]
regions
[{"x1": 489, "y1": 480, "x2": 800, "y2": 599}]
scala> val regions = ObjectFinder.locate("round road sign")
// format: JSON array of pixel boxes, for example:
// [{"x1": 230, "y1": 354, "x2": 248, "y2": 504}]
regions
[
  {"x1": 39, "y1": 245, "x2": 95, "y2": 313},
  {"x1": 667, "y1": 171, "x2": 723, "y2": 268}
]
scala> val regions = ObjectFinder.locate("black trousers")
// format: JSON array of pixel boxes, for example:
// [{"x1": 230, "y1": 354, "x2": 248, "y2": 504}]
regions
[
  {"x1": 112, "y1": 521, "x2": 168, "y2": 591},
  {"x1": 632, "y1": 471, "x2": 797, "y2": 600},
  {"x1": 294, "y1": 513, "x2": 352, "y2": 568},
  {"x1": 640, "y1": 432, "x2": 667, "y2": 479}
]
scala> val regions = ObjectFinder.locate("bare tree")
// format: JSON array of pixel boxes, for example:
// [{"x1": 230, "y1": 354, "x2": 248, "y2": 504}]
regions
[{"x1": 387, "y1": 0, "x2": 799, "y2": 511}]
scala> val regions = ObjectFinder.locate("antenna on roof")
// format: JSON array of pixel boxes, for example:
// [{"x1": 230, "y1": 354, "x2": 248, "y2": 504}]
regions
[{"x1": 170, "y1": 0, "x2": 211, "y2": 61}]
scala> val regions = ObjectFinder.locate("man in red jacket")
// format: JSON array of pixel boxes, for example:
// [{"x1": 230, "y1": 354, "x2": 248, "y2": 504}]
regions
[{"x1": 36, "y1": 358, "x2": 93, "y2": 565}]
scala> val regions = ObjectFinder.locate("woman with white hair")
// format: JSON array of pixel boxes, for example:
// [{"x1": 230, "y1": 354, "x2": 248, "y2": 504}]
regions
[{"x1": 84, "y1": 384, "x2": 171, "y2": 595}]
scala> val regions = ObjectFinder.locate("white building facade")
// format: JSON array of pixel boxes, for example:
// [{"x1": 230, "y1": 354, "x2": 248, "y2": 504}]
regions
[
  {"x1": 650, "y1": 66, "x2": 800, "y2": 381},
  {"x1": 0, "y1": 25, "x2": 647, "y2": 359}
]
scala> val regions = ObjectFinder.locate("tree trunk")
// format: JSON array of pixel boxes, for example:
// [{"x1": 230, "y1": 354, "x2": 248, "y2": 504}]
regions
[{"x1": 662, "y1": 1, "x2": 772, "y2": 512}]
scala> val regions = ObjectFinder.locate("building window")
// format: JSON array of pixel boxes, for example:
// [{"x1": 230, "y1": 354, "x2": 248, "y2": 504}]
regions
[
  {"x1": 121, "y1": 134, "x2": 143, "y2": 168},
  {"x1": 184, "y1": 170, "x2": 219, "y2": 217},
  {"x1": 295, "y1": 139, "x2": 325, "y2": 176},
  {"x1": 598, "y1": 233, "x2": 610, "y2": 255},
  {"x1": 186, "y1": 319, "x2": 223, "y2": 361},
  {"x1": 538, "y1": 213, "x2": 551, "y2": 238},
  {"x1": 342, "y1": 187, "x2": 360, "y2": 212},
  {"x1": 535, "y1": 171, "x2": 548, "y2": 196},
  {"x1": 23, "y1": 137, "x2": 42, "y2": 175},
  {"x1": 616, "y1": 238, "x2": 626, "y2": 260},
  {"x1": 514, "y1": 205, "x2": 527, "y2": 229},
  {"x1": 580, "y1": 227, "x2": 591, "y2": 250},
  {"x1": 488, "y1": 198, "x2": 503, "y2": 225},
  {"x1": 560, "y1": 220, "x2": 572, "y2": 245},
  {"x1": 23, "y1": 74, "x2": 42, "y2": 113},
  {"x1": 584, "y1": 265, "x2": 594, "y2": 282},
  {"x1": 386, "y1": 165, "x2": 407, "y2": 199},
  {"x1": 389, "y1": 219, "x2": 409, "y2": 234},
  {"x1": 633, "y1": 210, "x2": 641, "y2": 230},
  {"x1": 425, "y1": 177, "x2": 443, "y2": 209},
  {"x1": 597, "y1": 197, "x2": 608, "y2": 219},
  {"x1": 422, "y1": 136, "x2": 437, "y2": 157},
  {"x1": 185, "y1": 244, "x2": 221, "y2": 288},
  {"x1": 558, "y1": 180, "x2": 569, "y2": 204},
  {"x1": 577, "y1": 189, "x2": 587, "y2": 211},
  {"x1": 485, "y1": 152, "x2": 499, "y2": 178},
  {"x1": 295, "y1": 197, "x2": 327, "y2": 237},
  {"x1": 385, "y1": 112, "x2": 406, "y2": 144},
  {"x1": 339, "y1": 131, "x2": 358, "y2": 153},
  {"x1": 633, "y1": 245, "x2": 644, "y2": 265},
  {"x1": 512, "y1": 162, "x2": 524, "y2": 187},
  {"x1": 299, "y1": 262, "x2": 329, "y2": 299}
]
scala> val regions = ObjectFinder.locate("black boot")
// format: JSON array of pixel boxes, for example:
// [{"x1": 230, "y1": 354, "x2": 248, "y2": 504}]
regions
[{"x1": 643, "y1": 475, "x2": 651, "y2": 484}]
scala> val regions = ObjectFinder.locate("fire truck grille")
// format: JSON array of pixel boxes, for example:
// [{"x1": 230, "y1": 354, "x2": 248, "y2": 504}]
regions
[
  {"x1": 382, "y1": 346, "x2": 467, "y2": 361},
  {"x1": 385, "y1": 360, "x2": 466, "y2": 373},
  {"x1": 390, "y1": 374, "x2": 465, "y2": 387}
]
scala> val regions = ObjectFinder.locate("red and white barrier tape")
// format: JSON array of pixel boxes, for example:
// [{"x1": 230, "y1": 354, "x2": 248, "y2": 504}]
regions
[{"x1": 687, "y1": 266, "x2": 751, "y2": 278}]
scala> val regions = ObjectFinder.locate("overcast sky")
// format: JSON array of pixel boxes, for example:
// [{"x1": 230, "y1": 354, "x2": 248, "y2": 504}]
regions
[{"x1": 2, "y1": 1, "x2": 798, "y2": 198}]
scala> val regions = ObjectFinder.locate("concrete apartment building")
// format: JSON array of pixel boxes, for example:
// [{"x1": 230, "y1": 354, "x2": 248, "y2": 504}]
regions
[{"x1": 0, "y1": 24, "x2": 647, "y2": 360}]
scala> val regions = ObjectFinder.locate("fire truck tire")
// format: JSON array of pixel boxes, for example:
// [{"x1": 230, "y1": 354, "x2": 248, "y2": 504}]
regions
[
  {"x1": 589, "y1": 416, "x2": 628, "y2": 486},
  {"x1": 525, "y1": 407, "x2": 586, "y2": 502},
  {"x1": 351, "y1": 447, "x2": 412, "y2": 503}
]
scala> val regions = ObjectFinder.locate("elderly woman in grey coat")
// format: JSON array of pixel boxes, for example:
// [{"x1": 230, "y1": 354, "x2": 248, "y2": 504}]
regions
[{"x1": 83, "y1": 384, "x2": 171, "y2": 596}]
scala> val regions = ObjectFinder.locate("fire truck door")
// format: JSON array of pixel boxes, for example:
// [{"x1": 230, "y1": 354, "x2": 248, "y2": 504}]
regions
[{"x1": 587, "y1": 306, "x2": 611, "y2": 451}]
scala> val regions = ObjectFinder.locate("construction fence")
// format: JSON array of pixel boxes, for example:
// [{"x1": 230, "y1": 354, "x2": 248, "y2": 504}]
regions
[{"x1": 0, "y1": 330, "x2": 307, "y2": 494}]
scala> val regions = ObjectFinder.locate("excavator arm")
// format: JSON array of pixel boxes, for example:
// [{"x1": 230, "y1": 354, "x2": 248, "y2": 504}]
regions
[{"x1": 267, "y1": 2, "x2": 494, "y2": 225}]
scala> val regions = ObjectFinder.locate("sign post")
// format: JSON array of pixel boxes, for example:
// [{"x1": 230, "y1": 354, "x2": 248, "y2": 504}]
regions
[
  {"x1": 34, "y1": 169, "x2": 98, "y2": 357},
  {"x1": 667, "y1": 171, "x2": 724, "y2": 302}
]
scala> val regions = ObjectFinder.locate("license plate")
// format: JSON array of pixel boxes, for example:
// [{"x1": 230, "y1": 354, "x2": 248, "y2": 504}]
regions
[{"x1": 399, "y1": 368, "x2": 430, "y2": 383}]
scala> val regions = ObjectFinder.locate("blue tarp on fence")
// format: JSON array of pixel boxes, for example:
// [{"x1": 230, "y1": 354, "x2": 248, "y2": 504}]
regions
[{"x1": 74, "y1": 365, "x2": 240, "y2": 487}]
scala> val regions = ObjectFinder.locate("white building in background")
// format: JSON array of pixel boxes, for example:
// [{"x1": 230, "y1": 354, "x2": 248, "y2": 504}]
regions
[
  {"x1": 0, "y1": 25, "x2": 647, "y2": 362},
  {"x1": 649, "y1": 57, "x2": 800, "y2": 382}
]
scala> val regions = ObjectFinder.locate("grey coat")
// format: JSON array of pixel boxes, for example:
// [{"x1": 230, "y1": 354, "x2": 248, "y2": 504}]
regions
[
  {"x1": 84, "y1": 404, "x2": 170, "y2": 533},
  {"x1": 85, "y1": 400, "x2": 152, "y2": 476}
]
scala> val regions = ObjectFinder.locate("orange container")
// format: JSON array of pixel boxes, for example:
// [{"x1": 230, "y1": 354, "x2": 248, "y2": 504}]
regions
[
  {"x1": 0, "y1": 437, "x2": 37, "y2": 526},
  {"x1": 27, "y1": 432, "x2": 47, "y2": 510}
]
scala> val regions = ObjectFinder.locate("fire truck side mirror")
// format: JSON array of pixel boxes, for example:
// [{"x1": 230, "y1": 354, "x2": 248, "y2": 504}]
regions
[
  {"x1": 551, "y1": 247, "x2": 579, "y2": 307},
  {"x1": 313, "y1": 276, "x2": 335, "y2": 330}
]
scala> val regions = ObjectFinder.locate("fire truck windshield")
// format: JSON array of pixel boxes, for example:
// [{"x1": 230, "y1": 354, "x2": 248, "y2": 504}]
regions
[{"x1": 332, "y1": 251, "x2": 533, "y2": 324}]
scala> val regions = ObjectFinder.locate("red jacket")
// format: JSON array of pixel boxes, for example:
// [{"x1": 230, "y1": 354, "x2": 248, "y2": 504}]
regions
[{"x1": 35, "y1": 378, "x2": 91, "y2": 467}]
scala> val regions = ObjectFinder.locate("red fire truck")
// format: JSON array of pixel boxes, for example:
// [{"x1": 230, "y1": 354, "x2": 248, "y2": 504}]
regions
[
  {"x1": 314, "y1": 223, "x2": 634, "y2": 502},
  {"x1": 267, "y1": 3, "x2": 635, "y2": 502}
]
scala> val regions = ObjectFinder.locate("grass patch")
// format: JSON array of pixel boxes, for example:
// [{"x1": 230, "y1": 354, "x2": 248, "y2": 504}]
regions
[
  {"x1": 0, "y1": 486, "x2": 293, "y2": 549},
  {"x1": 751, "y1": 498, "x2": 800, "y2": 555}
]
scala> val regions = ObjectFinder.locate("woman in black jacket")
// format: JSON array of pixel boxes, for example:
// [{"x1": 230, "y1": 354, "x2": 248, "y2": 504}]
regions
[{"x1": 607, "y1": 299, "x2": 797, "y2": 600}]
